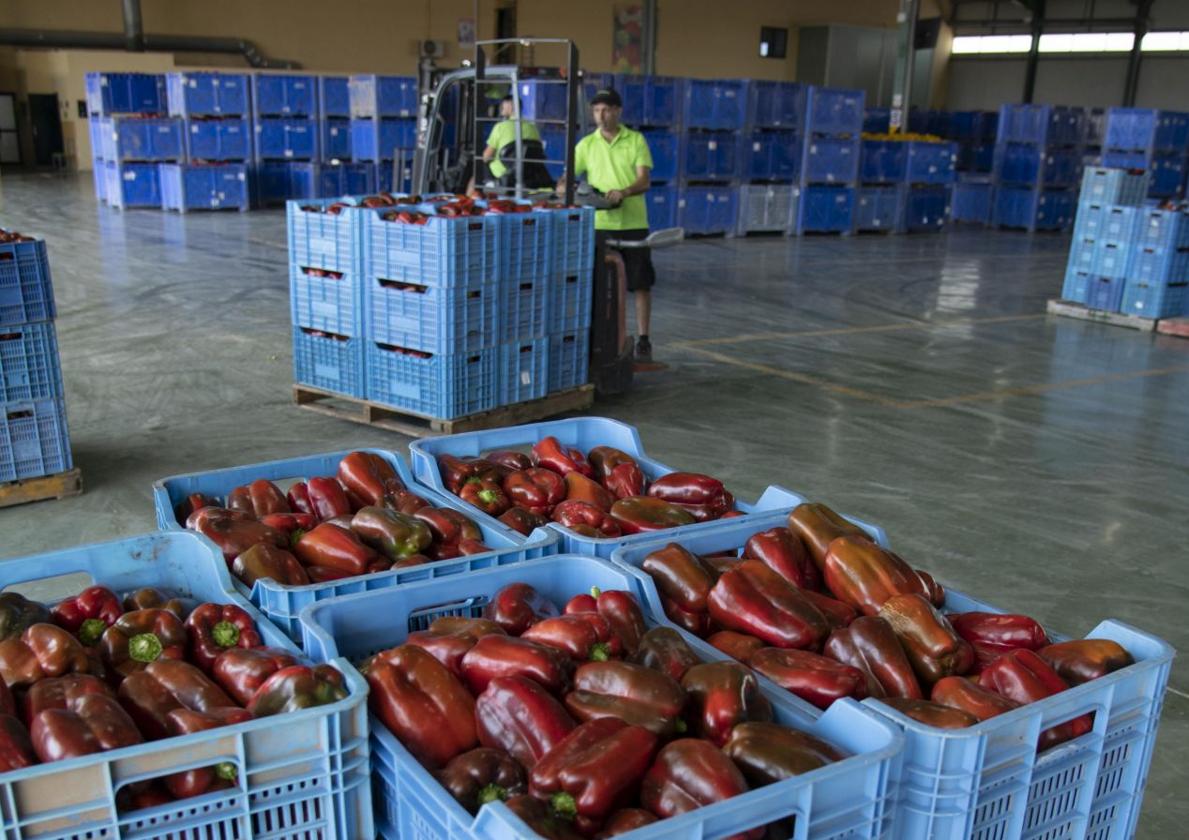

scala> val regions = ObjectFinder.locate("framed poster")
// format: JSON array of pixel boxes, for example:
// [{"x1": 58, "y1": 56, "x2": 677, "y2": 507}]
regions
[{"x1": 612, "y1": 3, "x2": 644, "y2": 73}]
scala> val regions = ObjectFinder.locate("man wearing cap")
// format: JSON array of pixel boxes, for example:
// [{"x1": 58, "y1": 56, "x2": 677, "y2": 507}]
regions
[{"x1": 567, "y1": 87, "x2": 656, "y2": 362}]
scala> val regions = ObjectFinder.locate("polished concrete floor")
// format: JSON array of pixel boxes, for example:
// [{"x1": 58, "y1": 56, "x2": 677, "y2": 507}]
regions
[{"x1": 0, "y1": 171, "x2": 1186, "y2": 836}]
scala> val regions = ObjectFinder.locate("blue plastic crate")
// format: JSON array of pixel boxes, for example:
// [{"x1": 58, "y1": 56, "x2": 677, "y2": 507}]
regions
[
  {"x1": 85, "y1": 71, "x2": 165, "y2": 116},
  {"x1": 1134, "y1": 207, "x2": 1189, "y2": 250},
  {"x1": 997, "y1": 104, "x2": 1052, "y2": 144},
  {"x1": 1084, "y1": 275, "x2": 1128, "y2": 312},
  {"x1": 319, "y1": 162, "x2": 374, "y2": 198},
  {"x1": 349, "y1": 118, "x2": 417, "y2": 162},
  {"x1": 0, "y1": 531, "x2": 373, "y2": 839},
  {"x1": 1067, "y1": 238, "x2": 1098, "y2": 275},
  {"x1": 678, "y1": 184, "x2": 738, "y2": 235},
  {"x1": 152, "y1": 449, "x2": 558, "y2": 639},
  {"x1": 0, "y1": 397, "x2": 71, "y2": 482},
  {"x1": 646, "y1": 182, "x2": 678, "y2": 229},
  {"x1": 297, "y1": 554, "x2": 902, "y2": 840},
  {"x1": 91, "y1": 160, "x2": 106, "y2": 202},
  {"x1": 364, "y1": 207, "x2": 499, "y2": 288},
  {"x1": 319, "y1": 75, "x2": 351, "y2": 118},
  {"x1": 499, "y1": 276, "x2": 548, "y2": 342},
  {"x1": 499, "y1": 209, "x2": 551, "y2": 282},
  {"x1": 805, "y1": 86, "x2": 864, "y2": 136},
  {"x1": 901, "y1": 185, "x2": 948, "y2": 232},
  {"x1": 1128, "y1": 245, "x2": 1189, "y2": 286},
  {"x1": 1091, "y1": 241, "x2": 1132, "y2": 280},
  {"x1": 368, "y1": 276, "x2": 496, "y2": 352},
  {"x1": 515, "y1": 79, "x2": 567, "y2": 122},
  {"x1": 950, "y1": 178, "x2": 993, "y2": 224},
  {"x1": 287, "y1": 197, "x2": 363, "y2": 274},
  {"x1": 1062, "y1": 267, "x2": 1091, "y2": 303},
  {"x1": 497, "y1": 337, "x2": 548, "y2": 405},
  {"x1": 159, "y1": 162, "x2": 249, "y2": 213},
  {"x1": 409, "y1": 416, "x2": 809, "y2": 557},
  {"x1": 993, "y1": 186, "x2": 1075, "y2": 231},
  {"x1": 860, "y1": 140, "x2": 906, "y2": 184},
  {"x1": 611, "y1": 519, "x2": 1174, "y2": 840},
  {"x1": 254, "y1": 117, "x2": 319, "y2": 160},
  {"x1": 103, "y1": 161, "x2": 161, "y2": 209},
  {"x1": 348, "y1": 74, "x2": 417, "y2": 118},
  {"x1": 166, "y1": 71, "x2": 249, "y2": 117},
  {"x1": 802, "y1": 136, "x2": 859, "y2": 184},
  {"x1": 291, "y1": 263, "x2": 362, "y2": 337},
  {"x1": 252, "y1": 73, "x2": 317, "y2": 117},
  {"x1": 736, "y1": 183, "x2": 797, "y2": 235},
  {"x1": 798, "y1": 185, "x2": 854, "y2": 234},
  {"x1": 184, "y1": 116, "x2": 251, "y2": 161},
  {"x1": 0, "y1": 321, "x2": 62, "y2": 403},
  {"x1": 1080, "y1": 167, "x2": 1149, "y2": 206},
  {"x1": 99, "y1": 116, "x2": 183, "y2": 162},
  {"x1": 996, "y1": 143, "x2": 1080, "y2": 187},
  {"x1": 543, "y1": 206, "x2": 595, "y2": 276},
  {"x1": 1101, "y1": 149, "x2": 1148, "y2": 171},
  {"x1": 546, "y1": 270, "x2": 593, "y2": 334},
  {"x1": 742, "y1": 130, "x2": 801, "y2": 181},
  {"x1": 292, "y1": 325, "x2": 364, "y2": 397},
  {"x1": 1148, "y1": 153, "x2": 1187, "y2": 198},
  {"x1": 682, "y1": 79, "x2": 747, "y2": 130},
  {"x1": 616, "y1": 74, "x2": 679, "y2": 127},
  {"x1": 854, "y1": 185, "x2": 902, "y2": 232},
  {"x1": 1074, "y1": 204, "x2": 1138, "y2": 243},
  {"x1": 957, "y1": 141, "x2": 995, "y2": 173},
  {"x1": 255, "y1": 161, "x2": 319, "y2": 206},
  {"x1": 682, "y1": 130, "x2": 739, "y2": 181},
  {"x1": 546, "y1": 328, "x2": 589, "y2": 392},
  {"x1": 0, "y1": 237, "x2": 55, "y2": 326},
  {"x1": 863, "y1": 107, "x2": 891, "y2": 134},
  {"x1": 1104, "y1": 107, "x2": 1189, "y2": 152},
  {"x1": 906, "y1": 141, "x2": 957, "y2": 184},
  {"x1": 366, "y1": 341, "x2": 497, "y2": 419},
  {"x1": 373, "y1": 159, "x2": 414, "y2": 194},
  {"x1": 642, "y1": 128, "x2": 679, "y2": 181},
  {"x1": 747, "y1": 81, "x2": 805, "y2": 130},
  {"x1": 1120, "y1": 279, "x2": 1189, "y2": 319},
  {"x1": 322, "y1": 118, "x2": 352, "y2": 161}
]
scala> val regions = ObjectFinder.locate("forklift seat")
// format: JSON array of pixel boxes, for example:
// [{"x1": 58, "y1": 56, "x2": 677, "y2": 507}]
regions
[{"x1": 497, "y1": 139, "x2": 556, "y2": 190}]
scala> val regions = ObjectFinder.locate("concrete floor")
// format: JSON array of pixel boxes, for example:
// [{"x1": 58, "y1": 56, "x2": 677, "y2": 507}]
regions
[{"x1": 0, "y1": 171, "x2": 1186, "y2": 836}]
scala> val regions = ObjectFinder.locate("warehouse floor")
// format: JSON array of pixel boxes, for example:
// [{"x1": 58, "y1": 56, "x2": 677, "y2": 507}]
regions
[{"x1": 1, "y1": 170, "x2": 1186, "y2": 836}]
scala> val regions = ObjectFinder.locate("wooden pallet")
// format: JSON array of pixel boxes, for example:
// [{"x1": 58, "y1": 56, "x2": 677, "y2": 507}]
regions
[
  {"x1": 0, "y1": 468, "x2": 83, "y2": 510},
  {"x1": 293, "y1": 384, "x2": 595, "y2": 437},
  {"x1": 1046, "y1": 299, "x2": 1158, "y2": 332},
  {"x1": 1155, "y1": 317, "x2": 1189, "y2": 339}
]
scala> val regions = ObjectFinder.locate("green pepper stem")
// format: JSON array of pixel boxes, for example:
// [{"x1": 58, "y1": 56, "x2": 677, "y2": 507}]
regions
[
  {"x1": 589, "y1": 642, "x2": 611, "y2": 662},
  {"x1": 78, "y1": 618, "x2": 107, "y2": 646},
  {"x1": 215, "y1": 762, "x2": 239, "y2": 782},
  {"x1": 675, "y1": 719, "x2": 688, "y2": 734},
  {"x1": 477, "y1": 783, "x2": 507, "y2": 805},
  {"x1": 589, "y1": 586, "x2": 601, "y2": 598},
  {"x1": 211, "y1": 620, "x2": 240, "y2": 649},
  {"x1": 128, "y1": 632, "x2": 164, "y2": 663},
  {"x1": 550, "y1": 791, "x2": 578, "y2": 820},
  {"x1": 478, "y1": 489, "x2": 500, "y2": 505}
]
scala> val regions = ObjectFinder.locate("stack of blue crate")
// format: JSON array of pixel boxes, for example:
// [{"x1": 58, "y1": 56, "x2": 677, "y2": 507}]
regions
[
  {"x1": 678, "y1": 79, "x2": 745, "y2": 236},
  {"x1": 617, "y1": 74, "x2": 680, "y2": 231},
  {"x1": 84, "y1": 72, "x2": 175, "y2": 209},
  {"x1": 736, "y1": 82, "x2": 803, "y2": 236},
  {"x1": 1102, "y1": 108, "x2": 1189, "y2": 200},
  {"x1": 991, "y1": 104, "x2": 1083, "y2": 231},
  {"x1": 951, "y1": 110, "x2": 998, "y2": 174},
  {"x1": 863, "y1": 108, "x2": 890, "y2": 134},
  {"x1": 797, "y1": 86, "x2": 865, "y2": 234},
  {"x1": 857, "y1": 137, "x2": 955, "y2": 233},
  {"x1": 543, "y1": 206, "x2": 596, "y2": 396},
  {"x1": 349, "y1": 75, "x2": 418, "y2": 194},
  {"x1": 1063, "y1": 167, "x2": 1188, "y2": 319},
  {"x1": 0, "y1": 231, "x2": 73, "y2": 484},
  {"x1": 318, "y1": 75, "x2": 374, "y2": 198},
  {"x1": 161, "y1": 71, "x2": 250, "y2": 212},
  {"x1": 252, "y1": 73, "x2": 320, "y2": 206}
]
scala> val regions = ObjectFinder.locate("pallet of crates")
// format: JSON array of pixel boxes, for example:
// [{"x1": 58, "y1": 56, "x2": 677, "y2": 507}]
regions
[
  {"x1": 251, "y1": 72, "x2": 320, "y2": 207},
  {"x1": 1101, "y1": 108, "x2": 1189, "y2": 200},
  {"x1": 162, "y1": 71, "x2": 253, "y2": 213},
  {"x1": 897, "y1": 139, "x2": 956, "y2": 233},
  {"x1": 991, "y1": 104, "x2": 1084, "y2": 232},
  {"x1": 796, "y1": 86, "x2": 864, "y2": 235},
  {"x1": 856, "y1": 136, "x2": 906, "y2": 234},
  {"x1": 737, "y1": 82, "x2": 803, "y2": 236},
  {"x1": 1119, "y1": 205, "x2": 1189, "y2": 320},
  {"x1": 85, "y1": 72, "x2": 177, "y2": 211},
  {"x1": 678, "y1": 104, "x2": 742, "y2": 238}
]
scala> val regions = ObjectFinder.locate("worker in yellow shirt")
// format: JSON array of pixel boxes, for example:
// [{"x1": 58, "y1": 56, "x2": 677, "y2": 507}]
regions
[
  {"x1": 483, "y1": 95, "x2": 541, "y2": 183},
  {"x1": 568, "y1": 88, "x2": 656, "y2": 361}
]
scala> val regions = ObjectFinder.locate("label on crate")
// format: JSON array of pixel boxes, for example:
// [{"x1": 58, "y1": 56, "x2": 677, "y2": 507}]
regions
[
  {"x1": 315, "y1": 363, "x2": 340, "y2": 380},
  {"x1": 308, "y1": 237, "x2": 334, "y2": 255},
  {"x1": 313, "y1": 302, "x2": 337, "y2": 318},
  {"x1": 753, "y1": 142, "x2": 761, "y2": 151},
  {"x1": 521, "y1": 371, "x2": 532, "y2": 386},
  {"x1": 708, "y1": 141, "x2": 717, "y2": 150}
]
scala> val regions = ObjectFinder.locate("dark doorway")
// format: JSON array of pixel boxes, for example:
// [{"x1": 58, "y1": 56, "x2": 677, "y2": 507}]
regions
[
  {"x1": 28, "y1": 94, "x2": 64, "y2": 167},
  {"x1": 0, "y1": 94, "x2": 19, "y2": 164},
  {"x1": 495, "y1": 4, "x2": 517, "y2": 63}
]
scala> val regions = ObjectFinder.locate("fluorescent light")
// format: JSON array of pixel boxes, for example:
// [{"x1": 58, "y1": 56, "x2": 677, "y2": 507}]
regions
[
  {"x1": 952, "y1": 34, "x2": 1033, "y2": 54},
  {"x1": 1142, "y1": 31, "x2": 1189, "y2": 51},
  {"x1": 957, "y1": 31, "x2": 1145, "y2": 55}
]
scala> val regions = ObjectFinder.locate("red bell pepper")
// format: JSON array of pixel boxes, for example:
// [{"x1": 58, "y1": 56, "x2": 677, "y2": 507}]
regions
[
  {"x1": 232, "y1": 543, "x2": 311, "y2": 587},
  {"x1": 822, "y1": 535, "x2": 933, "y2": 616},
  {"x1": 51, "y1": 586, "x2": 123, "y2": 646},
  {"x1": 503, "y1": 468, "x2": 566, "y2": 516},
  {"x1": 630, "y1": 627, "x2": 701, "y2": 682},
  {"x1": 640, "y1": 543, "x2": 716, "y2": 615},
  {"x1": 552, "y1": 500, "x2": 623, "y2": 538},
  {"x1": 878, "y1": 594, "x2": 974, "y2": 687},
  {"x1": 499, "y1": 506, "x2": 549, "y2": 536},
  {"x1": 504, "y1": 795, "x2": 585, "y2": 840},
  {"x1": 459, "y1": 635, "x2": 573, "y2": 695},
  {"x1": 787, "y1": 503, "x2": 871, "y2": 570},
  {"x1": 679, "y1": 661, "x2": 773, "y2": 746},
  {"x1": 186, "y1": 507, "x2": 287, "y2": 563},
  {"x1": 294, "y1": 523, "x2": 378, "y2": 576},
  {"x1": 212, "y1": 646, "x2": 301, "y2": 705},
  {"x1": 0, "y1": 714, "x2": 35, "y2": 771},
  {"x1": 184, "y1": 603, "x2": 262, "y2": 673},
  {"x1": 338, "y1": 450, "x2": 405, "y2": 509},
  {"x1": 485, "y1": 450, "x2": 533, "y2": 472},
  {"x1": 587, "y1": 446, "x2": 647, "y2": 500},
  {"x1": 174, "y1": 493, "x2": 219, "y2": 526},
  {"x1": 227, "y1": 479, "x2": 290, "y2": 518},
  {"x1": 600, "y1": 808, "x2": 658, "y2": 836},
  {"x1": 564, "y1": 660, "x2": 687, "y2": 737},
  {"x1": 0, "y1": 623, "x2": 97, "y2": 688},
  {"x1": 707, "y1": 560, "x2": 830, "y2": 650},
  {"x1": 476, "y1": 675, "x2": 576, "y2": 769},
  {"x1": 647, "y1": 473, "x2": 734, "y2": 522},
  {"x1": 564, "y1": 588, "x2": 647, "y2": 655},
  {"x1": 978, "y1": 649, "x2": 1093, "y2": 749},
  {"x1": 21, "y1": 673, "x2": 111, "y2": 723},
  {"x1": 1037, "y1": 640, "x2": 1133, "y2": 685},
  {"x1": 800, "y1": 589, "x2": 858, "y2": 630},
  {"x1": 362, "y1": 645, "x2": 477, "y2": 768},
  {"x1": 30, "y1": 692, "x2": 142, "y2": 762},
  {"x1": 246, "y1": 664, "x2": 347, "y2": 716},
  {"x1": 122, "y1": 588, "x2": 188, "y2": 619},
  {"x1": 351, "y1": 506, "x2": 434, "y2": 561},
  {"x1": 743, "y1": 527, "x2": 821, "y2": 591},
  {"x1": 609, "y1": 497, "x2": 696, "y2": 534},
  {"x1": 259, "y1": 512, "x2": 318, "y2": 544},
  {"x1": 414, "y1": 507, "x2": 483, "y2": 545},
  {"x1": 915, "y1": 568, "x2": 945, "y2": 607},
  {"x1": 163, "y1": 707, "x2": 252, "y2": 798},
  {"x1": 522, "y1": 614, "x2": 620, "y2": 662},
  {"x1": 100, "y1": 608, "x2": 188, "y2": 681},
  {"x1": 750, "y1": 648, "x2": 868, "y2": 709},
  {"x1": 706, "y1": 631, "x2": 764, "y2": 664},
  {"x1": 722, "y1": 721, "x2": 846, "y2": 785},
  {"x1": 117, "y1": 659, "x2": 238, "y2": 740},
  {"x1": 822, "y1": 615, "x2": 923, "y2": 699},
  {"x1": 931, "y1": 676, "x2": 1019, "y2": 722},
  {"x1": 881, "y1": 697, "x2": 979, "y2": 729},
  {"x1": 531, "y1": 437, "x2": 593, "y2": 478},
  {"x1": 407, "y1": 619, "x2": 506, "y2": 677},
  {"x1": 439, "y1": 454, "x2": 502, "y2": 495},
  {"x1": 0, "y1": 592, "x2": 51, "y2": 641},
  {"x1": 385, "y1": 488, "x2": 435, "y2": 516},
  {"x1": 640, "y1": 739, "x2": 758, "y2": 838},
  {"x1": 950, "y1": 612, "x2": 1050, "y2": 652},
  {"x1": 307, "y1": 476, "x2": 353, "y2": 521},
  {"x1": 459, "y1": 477, "x2": 513, "y2": 516},
  {"x1": 435, "y1": 746, "x2": 527, "y2": 814},
  {"x1": 563, "y1": 471, "x2": 616, "y2": 512},
  {"x1": 659, "y1": 594, "x2": 711, "y2": 637},
  {"x1": 484, "y1": 582, "x2": 560, "y2": 635},
  {"x1": 287, "y1": 482, "x2": 315, "y2": 516},
  {"x1": 529, "y1": 718, "x2": 659, "y2": 831}
]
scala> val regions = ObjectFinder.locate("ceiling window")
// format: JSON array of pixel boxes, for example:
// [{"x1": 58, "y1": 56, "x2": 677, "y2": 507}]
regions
[{"x1": 954, "y1": 30, "x2": 1189, "y2": 55}]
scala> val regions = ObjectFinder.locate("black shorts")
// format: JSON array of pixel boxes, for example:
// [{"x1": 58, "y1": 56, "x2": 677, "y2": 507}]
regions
[{"x1": 596, "y1": 228, "x2": 656, "y2": 292}]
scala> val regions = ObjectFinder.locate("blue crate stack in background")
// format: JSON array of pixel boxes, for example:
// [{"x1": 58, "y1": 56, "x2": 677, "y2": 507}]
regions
[
  {"x1": 678, "y1": 78, "x2": 745, "y2": 236},
  {"x1": 797, "y1": 86, "x2": 865, "y2": 234},
  {"x1": 617, "y1": 74, "x2": 681, "y2": 233},
  {"x1": 1064, "y1": 166, "x2": 1189, "y2": 319},
  {"x1": 252, "y1": 72, "x2": 320, "y2": 206},
  {"x1": 991, "y1": 104, "x2": 1084, "y2": 231},
  {"x1": 319, "y1": 75, "x2": 376, "y2": 198},
  {"x1": 349, "y1": 75, "x2": 418, "y2": 195},
  {"x1": 736, "y1": 82, "x2": 803, "y2": 236},
  {"x1": 162, "y1": 71, "x2": 250, "y2": 212},
  {"x1": 0, "y1": 232, "x2": 73, "y2": 484},
  {"x1": 857, "y1": 136, "x2": 956, "y2": 233},
  {"x1": 1101, "y1": 108, "x2": 1189, "y2": 201}
]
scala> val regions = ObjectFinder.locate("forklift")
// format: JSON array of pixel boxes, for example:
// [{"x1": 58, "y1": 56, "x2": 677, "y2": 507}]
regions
[{"x1": 411, "y1": 38, "x2": 681, "y2": 396}]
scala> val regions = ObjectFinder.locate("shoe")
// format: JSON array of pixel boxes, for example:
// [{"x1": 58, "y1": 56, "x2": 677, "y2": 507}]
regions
[{"x1": 634, "y1": 336, "x2": 652, "y2": 363}]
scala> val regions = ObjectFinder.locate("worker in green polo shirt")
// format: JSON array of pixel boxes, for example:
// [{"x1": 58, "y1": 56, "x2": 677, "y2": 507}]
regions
[
  {"x1": 483, "y1": 95, "x2": 540, "y2": 182},
  {"x1": 567, "y1": 88, "x2": 656, "y2": 362}
]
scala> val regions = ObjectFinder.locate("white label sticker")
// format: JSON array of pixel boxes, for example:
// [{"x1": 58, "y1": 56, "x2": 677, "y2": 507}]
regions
[
  {"x1": 124, "y1": 172, "x2": 136, "y2": 181},
  {"x1": 752, "y1": 142, "x2": 761, "y2": 151},
  {"x1": 810, "y1": 144, "x2": 818, "y2": 153},
  {"x1": 520, "y1": 371, "x2": 532, "y2": 385},
  {"x1": 708, "y1": 141, "x2": 717, "y2": 150},
  {"x1": 308, "y1": 237, "x2": 334, "y2": 254},
  {"x1": 189, "y1": 79, "x2": 197, "y2": 88}
]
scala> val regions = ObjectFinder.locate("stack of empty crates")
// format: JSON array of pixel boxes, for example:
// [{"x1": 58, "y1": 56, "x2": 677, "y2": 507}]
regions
[
  {"x1": 1064, "y1": 167, "x2": 1189, "y2": 319},
  {"x1": 161, "y1": 71, "x2": 250, "y2": 212},
  {"x1": 619, "y1": 75, "x2": 680, "y2": 230},
  {"x1": 950, "y1": 110, "x2": 998, "y2": 224},
  {"x1": 349, "y1": 75, "x2": 418, "y2": 194},
  {"x1": 318, "y1": 76, "x2": 375, "y2": 197},
  {"x1": 736, "y1": 82, "x2": 803, "y2": 236},
  {"x1": 857, "y1": 136, "x2": 956, "y2": 233},
  {"x1": 1102, "y1": 108, "x2": 1189, "y2": 201},
  {"x1": 253, "y1": 73, "x2": 320, "y2": 206},
  {"x1": 289, "y1": 198, "x2": 595, "y2": 420},
  {"x1": 992, "y1": 104, "x2": 1083, "y2": 231},
  {"x1": 797, "y1": 87, "x2": 865, "y2": 234},
  {"x1": 0, "y1": 232, "x2": 73, "y2": 484},
  {"x1": 679, "y1": 79, "x2": 744, "y2": 236},
  {"x1": 86, "y1": 72, "x2": 180, "y2": 209}
]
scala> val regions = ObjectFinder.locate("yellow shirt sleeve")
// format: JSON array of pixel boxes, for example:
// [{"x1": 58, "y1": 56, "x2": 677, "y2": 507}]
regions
[{"x1": 634, "y1": 133, "x2": 654, "y2": 170}]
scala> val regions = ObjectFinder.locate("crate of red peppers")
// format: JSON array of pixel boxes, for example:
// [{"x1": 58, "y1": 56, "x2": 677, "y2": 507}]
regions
[
  {"x1": 0, "y1": 227, "x2": 56, "y2": 327},
  {"x1": 152, "y1": 448, "x2": 557, "y2": 643},
  {"x1": 610, "y1": 508, "x2": 1175, "y2": 840},
  {"x1": 297, "y1": 553, "x2": 903, "y2": 840},
  {"x1": 408, "y1": 416, "x2": 865, "y2": 558},
  {"x1": 0, "y1": 530, "x2": 371, "y2": 838}
]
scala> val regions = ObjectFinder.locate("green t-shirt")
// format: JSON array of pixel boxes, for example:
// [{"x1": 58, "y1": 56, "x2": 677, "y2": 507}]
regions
[
  {"x1": 574, "y1": 126, "x2": 653, "y2": 230},
  {"x1": 485, "y1": 119, "x2": 541, "y2": 178}
]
